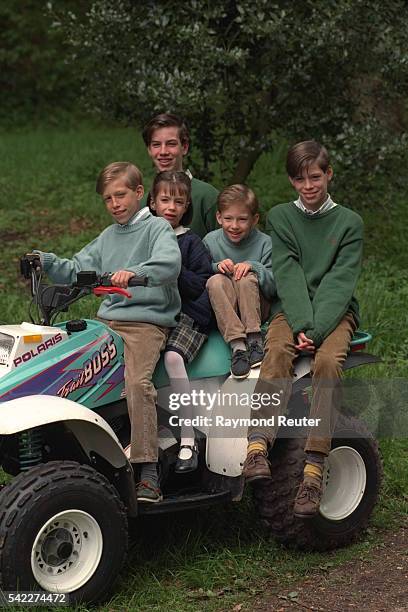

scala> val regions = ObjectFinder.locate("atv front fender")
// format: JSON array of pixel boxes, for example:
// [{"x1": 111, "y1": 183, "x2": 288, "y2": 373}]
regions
[
  {"x1": 0, "y1": 395, "x2": 127, "y2": 469},
  {"x1": 0, "y1": 395, "x2": 138, "y2": 516}
]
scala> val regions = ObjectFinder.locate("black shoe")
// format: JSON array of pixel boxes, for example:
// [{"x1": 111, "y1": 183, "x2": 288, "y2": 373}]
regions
[
  {"x1": 248, "y1": 340, "x2": 264, "y2": 368},
  {"x1": 231, "y1": 349, "x2": 251, "y2": 378},
  {"x1": 175, "y1": 444, "x2": 199, "y2": 473}
]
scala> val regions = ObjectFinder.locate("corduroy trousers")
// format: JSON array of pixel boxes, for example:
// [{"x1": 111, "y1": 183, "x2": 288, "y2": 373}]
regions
[{"x1": 248, "y1": 312, "x2": 356, "y2": 455}]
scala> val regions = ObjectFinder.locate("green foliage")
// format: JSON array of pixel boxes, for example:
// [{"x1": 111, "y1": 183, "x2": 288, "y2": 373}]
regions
[
  {"x1": 0, "y1": 1, "x2": 90, "y2": 125},
  {"x1": 57, "y1": 0, "x2": 408, "y2": 189}
]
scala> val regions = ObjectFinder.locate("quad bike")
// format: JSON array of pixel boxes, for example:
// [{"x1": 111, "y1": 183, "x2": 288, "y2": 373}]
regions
[{"x1": 0, "y1": 255, "x2": 382, "y2": 603}]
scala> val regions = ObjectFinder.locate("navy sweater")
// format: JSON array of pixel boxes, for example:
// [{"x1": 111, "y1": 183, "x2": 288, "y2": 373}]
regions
[{"x1": 177, "y1": 231, "x2": 214, "y2": 332}]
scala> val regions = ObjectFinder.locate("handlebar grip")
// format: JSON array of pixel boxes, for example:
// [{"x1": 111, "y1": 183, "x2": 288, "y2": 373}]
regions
[
  {"x1": 128, "y1": 276, "x2": 148, "y2": 287},
  {"x1": 98, "y1": 273, "x2": 148, "y2": 288}
]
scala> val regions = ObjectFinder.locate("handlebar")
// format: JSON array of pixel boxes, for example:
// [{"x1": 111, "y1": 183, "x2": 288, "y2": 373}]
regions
[
  {"x1": 75, "y1": 271, "x2": 148, "y2": 298},
  {"x1": 75, "y1": 271, "x2": 148, "y2": 289},
  {"x1": 20, "y1": 255, "x2": 148, "y2": 325}
]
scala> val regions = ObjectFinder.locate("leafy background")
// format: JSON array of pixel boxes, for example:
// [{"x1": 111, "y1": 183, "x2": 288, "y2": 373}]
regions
[{"x1": 0, "y1": 2, "x2": 407, "y2": 610}]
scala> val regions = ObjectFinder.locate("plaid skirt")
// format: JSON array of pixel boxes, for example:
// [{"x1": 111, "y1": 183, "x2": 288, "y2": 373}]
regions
[{"x1": 165, "y1": 313, "x2": 208, "y2": 363}]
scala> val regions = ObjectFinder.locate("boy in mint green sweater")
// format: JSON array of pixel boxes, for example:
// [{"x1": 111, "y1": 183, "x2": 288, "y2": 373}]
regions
[
  {"x1": 243, "y1": 141, "x2": 363, "y2": 518},
  {"x1": 35, "y1": 162, "x2": 181, "y2": 503},
  {"x1": 204, "y1": 185, "x2": 275, "y2": 378}
]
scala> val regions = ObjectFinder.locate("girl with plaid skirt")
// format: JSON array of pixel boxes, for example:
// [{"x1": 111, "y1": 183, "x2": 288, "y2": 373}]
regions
[{"x1": 148, "y1": 171, "x2": 213, "y2": 472}]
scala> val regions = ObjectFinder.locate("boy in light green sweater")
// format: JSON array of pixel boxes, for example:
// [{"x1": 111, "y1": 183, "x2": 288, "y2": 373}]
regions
[
  {"x1": 35, "y1": 162, "x2": 181, "y2": 503},
  {"x1": 204, "y1": 185, "x2": 275, "y2": 379},
  {"x1": 243, "y1": 141, "x2": 363, "y2": 518}
]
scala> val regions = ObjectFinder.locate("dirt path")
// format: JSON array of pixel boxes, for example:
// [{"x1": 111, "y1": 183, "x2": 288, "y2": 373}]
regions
[{"x1": 250, "y1": 518, "x2": 407, "y2": 612}]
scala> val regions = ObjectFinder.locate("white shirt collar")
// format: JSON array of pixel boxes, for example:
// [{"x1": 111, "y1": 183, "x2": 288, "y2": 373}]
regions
[
  {"x1": 295, "y1": 194, "x2": 337, "y2": 215},
  {"x1": 185, "y1": 168, "x2": 193, "y2": 180},
  {"x1": 127, "y1": 206, "x2": 150, "y2": 226},
  {"x1": 174, "y1": 225, "x2": 190, "y2": 236}
]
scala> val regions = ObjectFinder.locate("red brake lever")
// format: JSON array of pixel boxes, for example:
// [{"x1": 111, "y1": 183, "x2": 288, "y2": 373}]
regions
[{"x1": 93, "y1": 286, "x2": 132, "y2": 298}]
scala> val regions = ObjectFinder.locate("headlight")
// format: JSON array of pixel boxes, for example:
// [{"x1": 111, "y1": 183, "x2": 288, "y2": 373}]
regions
[{"x1": 0, "y1": 333, "x2": 14, "y2": 366}]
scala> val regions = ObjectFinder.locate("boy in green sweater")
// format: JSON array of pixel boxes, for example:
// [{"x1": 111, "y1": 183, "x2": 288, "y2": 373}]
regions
[
  {"x1": 141, "y1": 113, "x2": 219, "y2": 238},
  {"x1": 34, "y1": 162, "x2": 181, "y2": 503},
  {"x1": 204, "y1": 185, "x2": 275, "y2": 379},
  {"x1": 242, "y1": 141, "x2": 363, "y2": 517}
]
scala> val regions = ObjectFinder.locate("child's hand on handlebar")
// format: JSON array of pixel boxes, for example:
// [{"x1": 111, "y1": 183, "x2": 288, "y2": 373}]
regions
[{"x1": 110, "y1": 270, "x2": 135, "y2": 288}]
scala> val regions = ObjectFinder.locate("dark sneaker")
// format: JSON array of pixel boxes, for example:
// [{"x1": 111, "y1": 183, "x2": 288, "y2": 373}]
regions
[
  {"x1": 242, "y1": 451, "x2": 272, "y2": 482},
  {"x1": 248, "y1": 340, "x2": 264, "y2": 368},
  {"x1": 136, "y1": 479, "x2": 163, "y2": 503},
  {"x1": 231, "y1": 349, "x2": 251, "y2": 378},
  {"x1": 175, "y1": 444, "x2": 199, "y2": 474},
  {"x1": 293, "y1": 479, "x2": 322, "y2": 518}
]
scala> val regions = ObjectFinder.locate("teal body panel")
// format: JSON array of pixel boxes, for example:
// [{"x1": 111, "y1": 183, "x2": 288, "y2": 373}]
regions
[
  {"x1": 0, "y1": 320, "x2": 125, "y2": 407},
  {"x1": 0, "y1": 318, "x2": 371, "y2": 408}
]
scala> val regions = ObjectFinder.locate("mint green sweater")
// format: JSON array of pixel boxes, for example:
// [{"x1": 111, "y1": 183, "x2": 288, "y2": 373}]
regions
[
  {"x1": 37, "y1": 212, "x2": 181, "y2": 327},
  {"x1": 266, "y1": 202, "x2": 363, "y2": 346},
  {"x1": 141, "y1": 176, "x2": 218, "y2": 238},
  {"x1": 203, "y1": 228, "x2": 276, "y2": 300}
]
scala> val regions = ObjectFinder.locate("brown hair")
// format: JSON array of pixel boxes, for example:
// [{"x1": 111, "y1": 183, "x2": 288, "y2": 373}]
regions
[
  {"x1": 96, "y1": 162, "x2": 143, "y2": 195},
  {"x1": 217, "y1": 184, "x2": 259, "y2": 216},
  {"x1": 286, "y1": 140, "x2": 330, "y2": 178},
  {"x1": 148, "y1": 171, "x2": 193, "y2": 226},
  {"x1": 142, "y1": 113, "x2": 189, "y2": 147}
]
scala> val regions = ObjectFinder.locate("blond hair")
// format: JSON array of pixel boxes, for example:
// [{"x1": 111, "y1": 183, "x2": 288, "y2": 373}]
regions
[
  {"x1": 217, "y1": 184, "x2": 259, "y2": 215},
  {"x1": 96, "y1": 162, "x2": 143, "y2": 195}
]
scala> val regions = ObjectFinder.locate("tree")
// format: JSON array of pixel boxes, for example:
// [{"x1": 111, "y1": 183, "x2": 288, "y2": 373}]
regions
[
  {"x1": 0, "y1": 1, "x2": 90, "y2": 124},
  {"x1": 58, "y1": 0, "x2": 408, "y2": 188}
]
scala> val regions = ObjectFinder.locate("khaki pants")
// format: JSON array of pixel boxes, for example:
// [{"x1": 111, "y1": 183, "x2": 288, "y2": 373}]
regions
[
  {"x1": 102, "y1": 320, "x2": 168, "y2": 463},
  {"x1": 248, "y1": 312, "x2": 356, "y2": 455},
  {"x1": 206, "y1": 272, "x2": 270, "y2": 343}
]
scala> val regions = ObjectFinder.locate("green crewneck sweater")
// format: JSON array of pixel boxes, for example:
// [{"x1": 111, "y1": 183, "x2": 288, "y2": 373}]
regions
[
  {"x1": 141, "y1": 176, "x2": 218, "y2": 238},
  {"x1": 203, "y1": 228, "x2": 276, "y2": 300},
  {"x1": 266, "y1": 202, "x2": 363, "y2": 346},
  {"x1": 37, "y1": 212, "x2": 181, "y2": 327}
]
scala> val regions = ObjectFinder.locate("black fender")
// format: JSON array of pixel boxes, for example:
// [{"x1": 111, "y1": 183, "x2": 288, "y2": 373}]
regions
[
  {"x1": 343, "y1": 351, "x2": 381, "y2": 370},
  {"x1": 292, "y1": 352, "x2": 380, "y2": 396}
]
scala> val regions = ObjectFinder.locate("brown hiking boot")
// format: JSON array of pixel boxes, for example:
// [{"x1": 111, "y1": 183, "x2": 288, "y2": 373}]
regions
[
  {"x1": 242, "y1": 451, "x2": 272, "y2": 483},
  {"x1": 293, "y1": 479, "x2": 323, "y2": 518}
]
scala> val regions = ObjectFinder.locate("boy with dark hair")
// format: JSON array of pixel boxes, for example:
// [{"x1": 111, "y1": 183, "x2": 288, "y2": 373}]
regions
[
  {"x1": 35, "y1": 162, "x2": 181, "y2": 503},
  {"x1": 141, "y1": 112, "x2": 219, "y2": 238},
  {"x1": 242, "y1": 141, "x2": 363, "y2": 518},
  {"x1": 204, "y1": 184, "x2": 275, "y2": 379}
]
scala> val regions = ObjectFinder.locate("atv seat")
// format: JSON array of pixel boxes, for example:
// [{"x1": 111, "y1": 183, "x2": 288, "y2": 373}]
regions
[{"x1": 152, "y1": 329, "x2": 372, "y2": 389}]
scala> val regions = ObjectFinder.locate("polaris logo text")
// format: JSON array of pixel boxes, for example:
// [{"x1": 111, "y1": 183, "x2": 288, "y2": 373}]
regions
[
  {"x1": 57, "y1": 337, "x2": 117, "y2": 398},
  {"x1": 13, "y1": 334, "x2": 63, "y2": 367}
]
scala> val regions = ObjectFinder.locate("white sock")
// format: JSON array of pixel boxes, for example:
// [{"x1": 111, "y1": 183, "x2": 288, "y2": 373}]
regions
[{"x1": 164, "y1": 351, "x2": 195, "y2": 446}]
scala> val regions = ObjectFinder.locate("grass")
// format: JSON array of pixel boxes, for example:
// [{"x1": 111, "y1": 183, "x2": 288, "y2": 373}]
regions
[{"x1": 0, "y1": 123, "x2": 407, "y2": 611}]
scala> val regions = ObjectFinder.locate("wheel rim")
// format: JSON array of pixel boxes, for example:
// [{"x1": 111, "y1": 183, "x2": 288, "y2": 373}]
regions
[
  {"x1": 31, "y1": 510, "x2": 103, "y2": 592},
  {"x1": 320, "y1": 446, "x2": 366, "y2": 521}
]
